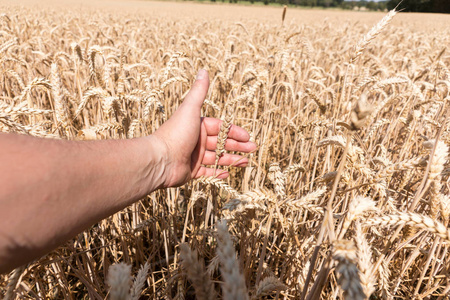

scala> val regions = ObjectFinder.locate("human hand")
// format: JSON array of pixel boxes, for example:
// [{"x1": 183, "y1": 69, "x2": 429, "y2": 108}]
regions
[{"x1": 152, "y1": 69, "x2": 257, "y2": 188}]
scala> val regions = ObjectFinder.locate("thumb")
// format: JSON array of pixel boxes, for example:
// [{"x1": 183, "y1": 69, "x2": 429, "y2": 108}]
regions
[{"x1": 183, "y1": 69, "x2": 209, "y2": 109}]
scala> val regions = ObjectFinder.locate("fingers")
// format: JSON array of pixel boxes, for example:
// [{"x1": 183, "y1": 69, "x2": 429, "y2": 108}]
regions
[
  {"x1": 203, "y1": 118, "x2": 251, "y2": 142},
  {"x1": 202, "y1": 151, "x2": 249, "y2": 167},
  {"x1": 195, "y1": 167, "x2": 229, "y2": 179},
  {"x1": 181, "y1": 69, "x2": 209, "y2": 110},
  {"x1": 206, "y1": 137, "x2": 257, "y2": 153},
  {"x1": 202, "y1": 117, "x2": 257, "y2": 152}
]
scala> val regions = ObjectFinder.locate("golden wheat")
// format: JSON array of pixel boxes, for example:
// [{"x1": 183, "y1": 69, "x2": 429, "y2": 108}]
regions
[{"x1": 0, "y1": 1, "x2": 449, "y2": 299}]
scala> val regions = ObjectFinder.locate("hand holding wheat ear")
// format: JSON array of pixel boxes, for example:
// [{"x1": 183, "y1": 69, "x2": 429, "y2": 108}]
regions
[
  {"x1": 152, "y1": 69, "x2": 256, "y2": 188},
  {"x1": 0, "y1": 69, "x2": 256, "y2": 273}
]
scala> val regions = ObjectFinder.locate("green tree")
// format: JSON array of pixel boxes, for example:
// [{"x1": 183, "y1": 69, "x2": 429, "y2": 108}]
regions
[
  {"x1": 431, "y1": 0, "x2": 450, "y2": 12},
  {"x1": 296, "y1": 0, "x2": 313, "y2": 6},
  {"x1": 320, "y1": 0, "x2": 333, "y2": 7},
  {"x1": 366, "y1": 1, "x2": 378, "y2": 10},
  {"x1": 357, "y1": 0, "x2": 367, "y2": 10},
  {"x1": 340, "y1": 1, "x2": 355, "y2": 9},
  {"x1": 377, "y1": 2, "x2": 387, "y2": 10}
]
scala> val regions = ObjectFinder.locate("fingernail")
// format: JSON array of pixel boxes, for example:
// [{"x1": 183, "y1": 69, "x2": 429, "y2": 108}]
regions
[{"x1": 196, "y1": 69, "x2": 207, "y2": 80}]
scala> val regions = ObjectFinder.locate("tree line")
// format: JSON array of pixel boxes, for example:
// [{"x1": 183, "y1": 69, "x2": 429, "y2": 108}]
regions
[
  {"x1": 208, "y1": 0, "x2": 450, "y2": 13},
  {"x1": 387, "y1": 0, "x2": 450, "y2": 13}
]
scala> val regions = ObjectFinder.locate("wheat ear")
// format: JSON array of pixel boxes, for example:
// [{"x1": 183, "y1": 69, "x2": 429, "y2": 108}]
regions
[
  {"x1": 268, "y1": 163, "x2": 286, "y2": 198},
  {"x1": 425, "y1": 140, "x2": 448, "y2": 217},
  {"x1": 4, "y1": 267, "x2": 24, "y2": 300},
  {"x1": 354, "y1": 222, "x2": 375, "y2": 299},
  {"x1": 333, "y1": 240, "x2": 365, "y2": 300},
  {"x1": 50, "y1": 63, "x2": 70, "y2": 137},
  {"x1": 366, "y1": 212, "x2": 450, "y2": 242},
  {"x1": 130, "y1": 262, "x2": 150, "y2": 300},
  {"x1": 351, "y1": 9, "x2": 397, "y2": 63},
  {"x1": 195, "y1": 176, "x2": 240, "y2": 198},
  {"x1": 106, "y1": 262, "x2": 132, "y2": 300},
  {"x1": 338, "y1": 196, "x2": 376, "y2": 239},
  {"x1": 255, "y1": 276, "x2": 287, "y2": 298},
  {"x1": 215, "y1": 105, "x2": 234, "y2": 174},
  {"x1": 87, "y1": 46, "x2": 105, "y2": 87},
  {"x1": 179, "y1": 243, "x2": 216, "y2": 300},
  {"x1": 281, "y1": 5, "x2": 287, "y2": 26},
  {"x1": 217, "y1": 220, "x2": 249, "y2": 300}
]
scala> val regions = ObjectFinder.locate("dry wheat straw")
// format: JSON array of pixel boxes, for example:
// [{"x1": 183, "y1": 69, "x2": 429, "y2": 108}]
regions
[{"x1": 3, "y1": 4, "x2": 449, "y2": 299}]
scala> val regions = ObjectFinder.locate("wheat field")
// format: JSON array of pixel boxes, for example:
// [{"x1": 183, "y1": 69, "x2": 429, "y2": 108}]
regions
[{"x1": 1, "y1": 0, "x2": 450, "y2": 299}]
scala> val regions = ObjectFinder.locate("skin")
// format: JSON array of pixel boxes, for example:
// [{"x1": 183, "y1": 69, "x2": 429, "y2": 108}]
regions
[{"x1": 0, "y1": 69, "x2": 256, "y2": 274}]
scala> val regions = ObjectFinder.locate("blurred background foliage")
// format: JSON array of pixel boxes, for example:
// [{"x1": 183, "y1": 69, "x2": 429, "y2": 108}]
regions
[{"x1": 206, "y1": 0, "x2": 450, "y2": 14}]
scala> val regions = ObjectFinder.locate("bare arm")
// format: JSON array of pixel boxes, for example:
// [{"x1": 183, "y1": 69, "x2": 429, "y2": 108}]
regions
[
  {"x1": 0, "y1": 134, "x2": 166, "y2": 273},
  {"x1": 0, "y1": 70, "x2": 256, "y2": 273}
]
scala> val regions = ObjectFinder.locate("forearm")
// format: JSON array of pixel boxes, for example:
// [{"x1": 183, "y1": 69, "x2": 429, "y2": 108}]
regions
[{"x1": 0, "y1": 133, "x2": 165, "y2": 273}]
